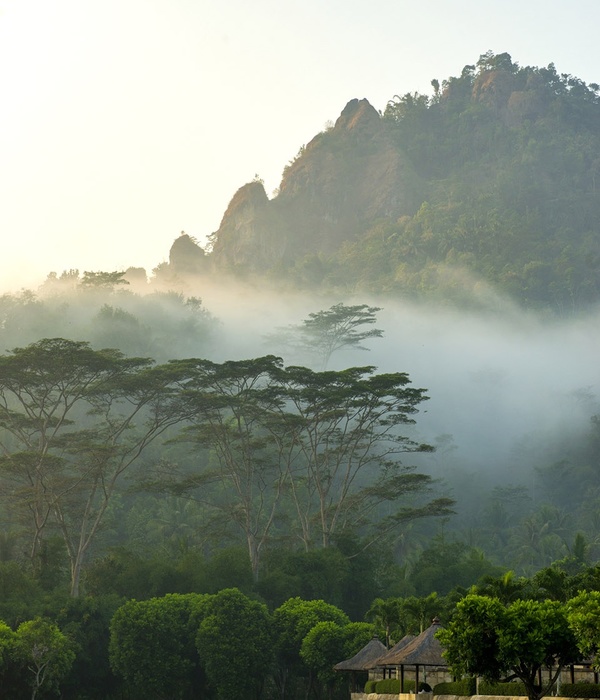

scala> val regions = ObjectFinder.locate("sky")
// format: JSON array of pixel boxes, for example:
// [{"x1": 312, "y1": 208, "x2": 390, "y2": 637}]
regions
[{"x1": 1, "y1": 0, "x2": 600, "y2": 291}]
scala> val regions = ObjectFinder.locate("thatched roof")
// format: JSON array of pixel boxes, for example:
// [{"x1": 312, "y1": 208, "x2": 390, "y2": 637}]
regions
[
  {"x1": 373, "y1": 634, "x2": 416, "y2": 667},
  {"x1": 377, "y1": 618, "x2": 446, "y2": 667},
  {"x1": 334, "y1": 636, "x2": 388, "y2": 672}
]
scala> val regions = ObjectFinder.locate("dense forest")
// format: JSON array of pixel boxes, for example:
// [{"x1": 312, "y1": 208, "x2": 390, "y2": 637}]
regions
[{"x1": 0, "y1": 51, "x2": 599, "y2": 698}]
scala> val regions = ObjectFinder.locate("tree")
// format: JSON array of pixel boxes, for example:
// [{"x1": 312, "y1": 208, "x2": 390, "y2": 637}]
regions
[
  {"x1": 12, "y1": 617, "x2": 75, "y2": 700},
  {"x1": 0, "y1": 338, "x2": 195, "y2": 595},
  {"x1": 365, "y1": 597, "x2": 403, "y2": 647},
  {"x1": 169, "y1": 358, "x2": 452, "y2": 569},
  {"x1": 438, "y1": 594, "x2": 581, "y2": 700},
  {"x1": 272, "y1": 597, "x2": 349, "y2": 700},
  {"x1": 172, "y1": 355, "x2": 290, "y2": 580},
  {"x1": 300, "y1": 620, "x2": 375, "y2": 699},
  {"x1": 474, "y1": 570, "x2": 529, "y2": 604},
  {"x1": 268, "y1": 303, "x2": 383, "y2": 369},
  {"x1": 566, "y1": 590, "x2": 600, "y2": 668},
  {"x1": 195, "y1": 588, "x2": 273, "y2": 700},
  {"x1": 79, "y1": 270, "x2": 129, "y2": 290},
  {"x1": 300, "y1": 621, "x2": 348, "y2": 699},
  {"x1": 109, "y1": 593, "x2": 208, "y2": 699},
  {"x1": 400, "y1": 593, "x2": 441, "y2": 633},
  {"x1": 277, "y1": 364, "x2": 452, "y2": 550},
  {"x1": 0, "y1": 620, "x2": 15, "y2": 690}
]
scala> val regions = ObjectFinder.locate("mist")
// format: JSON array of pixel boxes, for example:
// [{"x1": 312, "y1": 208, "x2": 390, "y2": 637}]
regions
[
  {"x1": 188, "y1": 277, "x2": 600, "y2": 501},
  {"x1": 3, "y1": 270, "x2": 599, "y2": 560}
]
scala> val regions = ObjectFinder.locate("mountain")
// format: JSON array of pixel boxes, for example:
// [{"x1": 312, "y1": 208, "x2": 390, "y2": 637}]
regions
[{"x1": 167, "y1": 52, "x2": 600, "y2": 313}]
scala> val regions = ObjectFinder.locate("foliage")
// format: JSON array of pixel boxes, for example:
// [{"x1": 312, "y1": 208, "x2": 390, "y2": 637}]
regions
[
  {"x1": 195, "y1": 588, "x2": 272, "y2": 700},
  {"x1": 559, "y1": 684, "x2": 600, "y2": 698},
  {"x1": 300, "y1": 621, "x2": 347, "y2": 693},
  {"x1": 12, "y1": 617, "x2": 76, "y2": 700},
  {"x1": 267, "y1": 302, "x2": 383, "y2": 369},
  {"x1": 109, "y1": 593, "x2": 208, "y2": 699},
  {"x1": 52, "y1": 594, "x2": 123, "y2": 700},
  {"x1": 438, "y1": 594, "x2": 581, "y2": 700},
  {"x1": 566, "y1": 591, "x2": 600, "y2": 669},
  {"x1": 0, "y1": 338, "x2": 196, "y2": 596},
  {"x1": 0, "y1": 285, "x2": 215, "y2": 362},
  {"x1": 410, "y1": 538, "x2": 503, "y2": 597},
  {"x1": 272, "y1": 597, "x2": 349, "y2": 698},
  {"x1": 478, "y1": 680, "x2": 527, "y2": 696},
  {"x1": 0, "y1": 620, "x2": 15, "y2": 672},
  {"x1": 375, "y1": 678, "x2": 402, "y2": 693},
  {"x1": 433, "y1": 677, "x2": 476, "y2": 695}
]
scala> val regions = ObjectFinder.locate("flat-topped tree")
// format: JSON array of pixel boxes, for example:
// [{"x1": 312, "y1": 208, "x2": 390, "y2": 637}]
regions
[
  {"x1": 267, "y1": 303, "x2": 383, "y2": 369},
  {"x1": 0, "y1": 338, "x2": 194, "y2": 595}
]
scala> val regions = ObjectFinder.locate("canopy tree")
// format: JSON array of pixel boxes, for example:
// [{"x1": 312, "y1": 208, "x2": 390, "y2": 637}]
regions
[
  {"x1": 267, "y1": 302, "x2": 383, "y2": 369},
  {"x1": 277, "y1": 364, "x2": 453, "y2": 550},
  {"x1": 168, "y1": 355, "x2": 291, "y2": 580},
  {"x1": 164, "y1": 357, "x2": 452, "y2": 577},
  {"x1": 0, "y1": 338, "x2": 195, "y2": 595},
  {"x1": 438, "y1": 594, "x2": 581, "y2": 700}
]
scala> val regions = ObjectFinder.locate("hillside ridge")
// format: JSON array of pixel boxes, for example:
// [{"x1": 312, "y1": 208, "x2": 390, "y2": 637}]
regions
[{"x1": 166, "y1": 52, "x2": 600, "y2": 312}]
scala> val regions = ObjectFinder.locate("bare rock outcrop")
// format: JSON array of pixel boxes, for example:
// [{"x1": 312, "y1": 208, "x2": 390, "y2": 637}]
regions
[{"x1": 209, "y1": 98, "x2": 423, "y2": 273}]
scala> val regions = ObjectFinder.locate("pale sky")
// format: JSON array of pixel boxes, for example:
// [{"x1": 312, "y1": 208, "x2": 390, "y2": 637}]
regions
[{"x1": 1, "y1": 0, "x2": 599, "y2": 291}]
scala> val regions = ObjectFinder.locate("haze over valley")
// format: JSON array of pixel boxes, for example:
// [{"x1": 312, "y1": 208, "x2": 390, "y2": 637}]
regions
[{"x1": 2, "y1": 47, "x2": 600, "y2": 582}]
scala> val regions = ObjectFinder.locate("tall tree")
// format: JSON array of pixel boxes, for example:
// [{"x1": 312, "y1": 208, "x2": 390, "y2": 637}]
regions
[
  {"x1": 167, "y1": 358, "x2": 452, "y2": 572},
  {"x1": 365, "y1": 597, "x2": 403, "y2": 647},
  {"x1": 268, "y1": 303, "x2": 383, "y2": 369},
  {"x1": 0, "y1": 339, "x2": 193, "y2": 595},
  {"x1": 172, "y1": 356, "x2": 291, "y2": 580},
  {"x1": 277, "y1": 364, "x2": 452, "y2": 550}
]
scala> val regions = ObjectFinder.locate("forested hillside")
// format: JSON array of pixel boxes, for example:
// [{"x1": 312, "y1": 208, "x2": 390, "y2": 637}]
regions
[
  {"x1": 168, "y1": 51, "x2": 600, "y2": 313},
  {"x1": 0, "y1": 50, "x2": 599, "y2": 700}
]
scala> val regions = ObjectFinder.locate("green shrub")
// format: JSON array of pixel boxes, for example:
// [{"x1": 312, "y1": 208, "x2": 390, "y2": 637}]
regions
[
  {"x1": 434, "y1": 677, "x2": 476, "y2": 696},
  {"x1": 376, "y1": 678, "x2": 401, "y2": 694},
  {"x1": 479, "y1": 680, "x2": 526, "y2": 696},
  {"x1": 560, "y1": 683, "x2": 600, "y2": 698},
  {"x1": 364, "y1": 677, "x2": 422, "y2": 694}
]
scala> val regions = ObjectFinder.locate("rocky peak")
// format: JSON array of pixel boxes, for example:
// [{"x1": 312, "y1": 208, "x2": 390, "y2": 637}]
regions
[
  {"x1": 202, "y1": 99, "x2": 421, "y2": 274},
  {"x1": 169, "y1": 232, "x2": 208, "y2": 276},
  {"x1": 334, "y1": 98, "x2": 381, "y2": 135}
]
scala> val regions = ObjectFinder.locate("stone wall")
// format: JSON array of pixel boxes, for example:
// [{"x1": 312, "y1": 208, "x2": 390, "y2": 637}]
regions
[{"x1": 351, "y1": 695, "x2": 600, "y2": 700}]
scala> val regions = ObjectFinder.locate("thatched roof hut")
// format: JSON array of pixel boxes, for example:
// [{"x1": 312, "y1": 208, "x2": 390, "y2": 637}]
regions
[
  {"x1": 374, "y1": 634, "x2": 416, "y2": 668},
  {"x1": 377, "y1": 617, "x2": 447, "y2": 692},
  {"x1": 380, "y1": 618, "x2": 445, "y2": 666},
  {"x1": 334, "y1": 636, "x2": 388, "y2": 692},
  {"x1": 334, "y1": 636, "x2": 388, "y2": 672}
]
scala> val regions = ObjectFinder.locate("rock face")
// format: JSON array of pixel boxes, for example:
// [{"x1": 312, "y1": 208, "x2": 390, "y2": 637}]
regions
[
  {"x1": 169, "y1": 232, "x2": 208, "y2": 276},
  {"x1": 207, "y1": 98, "x2": 423, "y2": 273}
]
